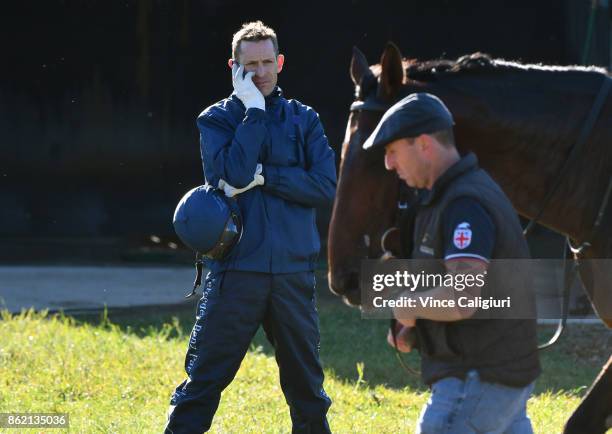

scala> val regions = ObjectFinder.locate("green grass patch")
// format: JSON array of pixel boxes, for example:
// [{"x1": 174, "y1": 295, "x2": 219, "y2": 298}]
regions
[{"x1": 0, "y1": 281, "x2": 609, "y2": 433}]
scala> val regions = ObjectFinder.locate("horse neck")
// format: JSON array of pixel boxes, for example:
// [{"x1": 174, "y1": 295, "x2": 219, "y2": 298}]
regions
[{"x1": 419, "y1": 72, "x2": 606, "y2": 240}]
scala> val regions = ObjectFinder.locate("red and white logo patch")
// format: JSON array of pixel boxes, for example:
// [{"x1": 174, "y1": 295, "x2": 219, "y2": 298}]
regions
[{"x1": 453, "y1": 222, "x2": 472, "y2": 249}]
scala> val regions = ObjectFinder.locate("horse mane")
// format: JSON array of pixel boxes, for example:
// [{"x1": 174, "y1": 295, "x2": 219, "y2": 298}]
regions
[
  {"x1": 404, "y1": 52, "x2": 609, "y2": 82},
  {"x1": 399, "y1": 53, "x2": 611, "y2": 226}
]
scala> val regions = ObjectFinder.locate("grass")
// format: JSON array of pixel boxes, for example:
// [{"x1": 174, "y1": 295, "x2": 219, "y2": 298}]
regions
[{"x1": 0, "y1": 272, "x2": 610, "y2": 433}]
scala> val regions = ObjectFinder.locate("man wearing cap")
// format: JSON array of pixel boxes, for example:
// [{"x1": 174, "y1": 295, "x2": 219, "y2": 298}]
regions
[
  {"x1": 165, "y1": 21, "x2": 336, "y2": 433},
  {"x1": 363, "y1": 93, "x2": 540, "y2": 433}
]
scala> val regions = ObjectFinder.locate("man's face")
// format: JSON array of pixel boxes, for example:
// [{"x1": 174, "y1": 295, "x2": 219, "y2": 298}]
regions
[
  {"x1": 384, "y1": 137, "x2": 430, "y2": 188},
  {"x1": 232, "y1": 39, "x2": 284, "y2": 97}
]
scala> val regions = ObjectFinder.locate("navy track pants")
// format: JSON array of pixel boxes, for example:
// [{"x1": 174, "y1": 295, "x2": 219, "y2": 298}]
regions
[{"x1": 164, "y1": 270, "x2": 332, "y2": 433}]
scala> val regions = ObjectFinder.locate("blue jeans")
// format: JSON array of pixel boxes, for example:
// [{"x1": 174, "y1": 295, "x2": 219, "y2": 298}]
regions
[{"x1": 417, "y1": 370, "x2": 535, "y2": 434}]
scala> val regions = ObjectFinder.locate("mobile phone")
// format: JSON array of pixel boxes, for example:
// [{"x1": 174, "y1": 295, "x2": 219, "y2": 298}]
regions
[{"x1": 232, "y1": 59, "x2": 247, "y2": 78}]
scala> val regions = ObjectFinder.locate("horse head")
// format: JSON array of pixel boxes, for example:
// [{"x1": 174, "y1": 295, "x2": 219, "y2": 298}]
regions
[
  {"x1": 329, "y1": 42, "x2": 612, "y2": 304},
  {"x1": 327, "y1": 43, "x2": 412, "y2": 306}
]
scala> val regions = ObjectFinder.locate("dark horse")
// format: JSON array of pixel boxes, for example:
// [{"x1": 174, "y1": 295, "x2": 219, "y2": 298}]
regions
[{"x1": 328, "y1": 43, "x2": 612, "y2": 433}]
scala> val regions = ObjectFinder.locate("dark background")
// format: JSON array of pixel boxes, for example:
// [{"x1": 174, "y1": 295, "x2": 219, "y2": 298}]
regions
[{"x1": 0, "y1": 0, "x2": 610, "y2": 262}]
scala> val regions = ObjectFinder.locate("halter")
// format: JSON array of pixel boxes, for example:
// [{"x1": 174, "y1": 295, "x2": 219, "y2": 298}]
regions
[{"x1": 350, "y1": 96, "x2": 421, "y2": 375}]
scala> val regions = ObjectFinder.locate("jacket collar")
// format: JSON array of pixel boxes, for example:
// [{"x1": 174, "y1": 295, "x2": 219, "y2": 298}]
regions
[
  {"x1": 265, "y1": 86, "x2": 283, "y2": 106},
  {"x1": 420, "y1": 152, "x2": 479, "y2": 206}
]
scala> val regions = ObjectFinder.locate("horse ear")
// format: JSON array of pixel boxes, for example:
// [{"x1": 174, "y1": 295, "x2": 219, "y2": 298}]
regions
[
  {"x1": 350, "y1": 46, "x2": 371, "y2": 86},
  {"x1": 378, "y1": 42, "x2": 404, "y2": 100}
]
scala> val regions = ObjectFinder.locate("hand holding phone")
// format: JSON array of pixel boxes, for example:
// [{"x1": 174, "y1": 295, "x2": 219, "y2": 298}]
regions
[
  {"x1": 231, "y1": 61, "x2": 265, "y2": 111},
  {"x1": 231, "y1": 60, "x2": 247, "y2": 79}
]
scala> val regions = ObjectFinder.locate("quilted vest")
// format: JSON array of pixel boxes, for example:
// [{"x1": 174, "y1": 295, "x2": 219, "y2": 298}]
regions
[{"x1": 410, "y1": 153, "x2": 541, "y2": 387}]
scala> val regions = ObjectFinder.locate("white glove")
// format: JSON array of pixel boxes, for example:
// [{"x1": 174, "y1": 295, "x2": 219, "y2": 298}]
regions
[
  {"x1": 232, "y1": 63, "x2": 265, "y2": 111},
  {"x1": 218, "y1": 164, "x2": 264, "y2": 197}
]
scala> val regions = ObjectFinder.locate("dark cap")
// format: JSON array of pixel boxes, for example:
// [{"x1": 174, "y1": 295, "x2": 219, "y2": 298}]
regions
[{"x1": 362, "y1": 93, "x2": 454, "y2": 151}]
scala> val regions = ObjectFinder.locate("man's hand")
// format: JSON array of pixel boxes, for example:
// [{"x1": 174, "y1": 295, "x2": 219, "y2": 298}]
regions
[
  {"x1": 218, "y1": 164, "x2": 264, "y2": 197},
  {"x1": 392, "y1": 297, "x2": 417, "y2": 327},
  {"x1": 232, "y1": 63, "x2": 265, "y2": 111},
  {"x1": 387, "y1": 318, "x2": 416, "y2": 353},
  {"x1": 391, "y1": 258, "x2": 488, "y2": 322}
]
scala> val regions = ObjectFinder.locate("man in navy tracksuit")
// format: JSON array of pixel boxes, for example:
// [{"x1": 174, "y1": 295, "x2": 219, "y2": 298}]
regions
[{"x1": 165, "y1": 21, "x2": 336, "y2": 433}]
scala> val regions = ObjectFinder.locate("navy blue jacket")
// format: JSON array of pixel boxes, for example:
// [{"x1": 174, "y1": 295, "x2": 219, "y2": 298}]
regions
[{"x1": 198, "y1": 87, "x2": 337, "y2": 273}]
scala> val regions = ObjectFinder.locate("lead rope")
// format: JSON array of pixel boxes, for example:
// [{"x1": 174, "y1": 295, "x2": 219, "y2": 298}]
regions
[
  {"x1": 385, "y1": 181, "x2": 421, "y2": 376},
  {"x1": 537, "y1": 237, "x2": 576, "y2": 350},
  {"x1": 538, "y1": 175, "x2": 612, "y2": 348},
  {"x1": 533, "y1": 175, "x2": 612, "y2": 349},
  {"x1": 390, "y1": 319, "x2": 421, "y2": 376}
]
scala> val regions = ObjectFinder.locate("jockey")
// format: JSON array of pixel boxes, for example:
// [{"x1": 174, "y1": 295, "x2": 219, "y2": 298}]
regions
[{"x1": 165, "y1": 21, "x2": 336, "y2": 434}]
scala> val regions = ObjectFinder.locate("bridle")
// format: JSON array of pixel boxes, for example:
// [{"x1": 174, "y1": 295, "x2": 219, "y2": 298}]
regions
[
  {"x1": 350, "y1": 90, "x2": 419, "y2": 258},
  {"x1": 350, "y1": 93, "x2": 422, "y2": 376},
  {"x1": 348, "y1": 76, "x2": 612, "y2": 370}
]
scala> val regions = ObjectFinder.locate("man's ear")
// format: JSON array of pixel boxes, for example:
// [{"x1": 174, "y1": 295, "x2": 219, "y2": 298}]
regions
[
  {"x1": 276, "y1": 54, "x2": 285, "y2": 73},
  {"x1": 418, "y1": 135, "x2": 430, "y2": 152},
  {"x1": 228, "y1": 58, "x2": 234, "y2": 69}
]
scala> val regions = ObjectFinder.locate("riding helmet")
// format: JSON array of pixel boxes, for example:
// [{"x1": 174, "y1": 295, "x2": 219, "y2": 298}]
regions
[{"x1": 173, "y1": 185, "x2": 242, "y2": 260}]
